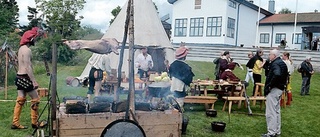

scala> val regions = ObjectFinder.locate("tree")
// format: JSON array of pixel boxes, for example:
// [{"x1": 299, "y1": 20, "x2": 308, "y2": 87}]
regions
[
  {"x1": 19, "y1": 6, "x2": 42, "y2": 36},
  {"x1": 35, "y1": 0, "x2": 86, "y2": 64},
  {"x1": 109, "y1": 6, "x2": 121, "y2": 25},
  {"x1": 74, "y1": 26, "x2": 103, "y2": 40},
  {"x1": 278, "y1": 8, "x2": 292, "y2": 14},
  {"x1": 0, "y1": 0, "x2": 19, "y2": 38}
]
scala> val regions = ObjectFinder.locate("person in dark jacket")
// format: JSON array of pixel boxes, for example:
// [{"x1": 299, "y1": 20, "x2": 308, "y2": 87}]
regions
[
  {"x1": 169, "y1": 46, "x2": 195, "y2": 107},
  {"x1": 213, "y1": 51, "x2": 224, "y2": 80},
  {"x1": 247, "y1": 49, "x2": 265, "y2": 95},
  {"x1": 262, "y1": 49, "x2": 289, "y2": 137},
  {"x1": 300, "y1": 56, "x2": 314, "y2": 96}
]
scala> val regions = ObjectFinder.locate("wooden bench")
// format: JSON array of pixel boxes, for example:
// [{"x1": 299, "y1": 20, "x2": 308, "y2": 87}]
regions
[
  {"x1": 222, "y1": 96, "x2": 266, "y2": 114},
  {"x1": 184, "y1": 96, "x2": 218, "y2": 109}
]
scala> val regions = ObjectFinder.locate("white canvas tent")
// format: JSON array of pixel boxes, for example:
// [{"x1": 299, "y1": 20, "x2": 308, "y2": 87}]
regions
[{"x1": 76, "y1": 0, "x2": 174, "y2": 84}]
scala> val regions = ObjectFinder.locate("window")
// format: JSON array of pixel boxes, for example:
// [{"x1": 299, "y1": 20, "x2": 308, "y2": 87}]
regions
[
  {"x1": 207, "y1": 17, "x2": 222, "y2": 36},
  {"x1": 260, "y1": 33, "x2": 269, "y2": 43},
  {"x1": 292, "y1": 33, "x2": 302, "y2": 44},
  {"x1": 275, "y1": 33, "x2": 286, "y2": 44},
  {"x1": 229, "y1": 0, "x2": 236, "y2": 9},
  {"x1": 195, "y1": 0, "x2": 201, "y2": 9},
  {"x1": 227, "y1": 18, "x2": 235, "y2": 38},
  {"x1": 174, "y1": 18, "x2": 187, "y2": 37},
  {"x1": 190, "y1": 18, "x2": 204, "y2": 37}
]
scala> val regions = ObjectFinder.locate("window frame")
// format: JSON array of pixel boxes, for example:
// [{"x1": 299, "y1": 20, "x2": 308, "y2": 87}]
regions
[
  {"x1": 227, "y1": 17, "x2": 235, "y2": 38},
  {"x1": 292, "y1": 33, "x2": 302, "y2": 44},
  {"x1": 259, "y1": 33, "x2": 270, "y2": 43},
  {"x1": 195, "y1": 0, "x2": 202, "y2": 9},
  {"x1": 275, "y1": 33, "x2": 286, "y2": 44},
  {"x1": 174, "y1": 18, "x2": 188, "y2": 37},
  {"x1": 189, "y1": 17, "x2": 204, "y2": 37},
  {"x1": 206, "y1": 17, "x2": 222, "y2": 37},
  {"x1": 228, "y1": 0, "x2": 236, "y2": 9}
]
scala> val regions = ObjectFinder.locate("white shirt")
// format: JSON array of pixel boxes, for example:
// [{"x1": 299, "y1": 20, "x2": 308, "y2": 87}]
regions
[
  {"x1": 135, "y1": 53, "x2": 153, "y2": 71},
  {"x1": 283, "y1": 59, "x2": 294, "y2": 75},
  {"x1": 170, "y1": 77, "x2": 187, "y2": 92},
  {"x1": 88, "y1": 53, "x2": 111, "y2": 74}
]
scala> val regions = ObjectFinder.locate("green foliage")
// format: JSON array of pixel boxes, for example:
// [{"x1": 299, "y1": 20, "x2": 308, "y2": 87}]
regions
[
  {"x1": 109, "y1": 6, "x2": 122, "y2": 25},
  {"x1": 0, "y1": 0, "x2": 19, "y2": 38},
  {"x1": 74, "y1": 25, "x2": 103, "y2": 40},
  {"x1": 32, "y1": 0, "x2": 86, "y2": 65},
  {"x1": 278, "y1": 8, "x2": 292, "y2": 14}
]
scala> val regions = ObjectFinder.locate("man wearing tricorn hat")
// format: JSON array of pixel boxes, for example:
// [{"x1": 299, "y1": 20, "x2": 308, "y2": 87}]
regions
[
  {"x1": 11, "y1": 27, "x2": 45, "y2": 129},
  {"x1": 169, "y1": 46, "x2": 194, "y2": 107}
]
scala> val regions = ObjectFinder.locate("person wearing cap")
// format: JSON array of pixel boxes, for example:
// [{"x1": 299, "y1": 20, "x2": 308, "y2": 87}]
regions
[
  {"x1": 169, "y1": 46, "x2": 194, "y2": 107},
  {"x1": 11, "y1": 27, "x2": 43, "y2": 129},
  {"x1": 262, "y1": 49, "x2": 289, "y2": 137},
  {"x1": 247, "y1": 48, "x2": 265, "y2": 96},
  {"x1": 135, "y1": 47, "x2": 153, "y2": 79},
  {"x1": 245, "y1": 51, "x2": 254, "y2": 84},
  {"x1": 299, "y1": 56, "x2": 314, "y2": 96}
]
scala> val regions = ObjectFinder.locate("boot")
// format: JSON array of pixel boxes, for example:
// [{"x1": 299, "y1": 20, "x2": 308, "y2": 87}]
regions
[
  {"x1": 30, "y1": 98, "x2": 40, "y2": 129},
  {"x1": 286, "y1": 92, "x2": 292, "y2": 106},
  {"x1": 11, "y1": 97, "x2": 28, "y2": 129}
]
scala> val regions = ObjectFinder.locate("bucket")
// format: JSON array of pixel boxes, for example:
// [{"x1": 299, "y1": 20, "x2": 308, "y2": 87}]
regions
[{"x1": 66, "y1": 76, "x2": 80, "y2": 87}]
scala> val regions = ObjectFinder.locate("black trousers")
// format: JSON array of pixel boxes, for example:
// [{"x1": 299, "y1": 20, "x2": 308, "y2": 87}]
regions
[{"x1": 252, "y1": 73, "x2": 261, "y2": 96}]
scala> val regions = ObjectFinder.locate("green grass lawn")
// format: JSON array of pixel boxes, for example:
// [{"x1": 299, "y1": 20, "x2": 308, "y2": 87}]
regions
[{"x1": 0, "y1": 61, "x2": 319, "y2": 137}]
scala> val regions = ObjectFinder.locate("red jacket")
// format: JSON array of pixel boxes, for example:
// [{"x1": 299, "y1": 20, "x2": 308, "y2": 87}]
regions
[{"x1": 220, "y1": 70, "x2": 240, "y2": 81}]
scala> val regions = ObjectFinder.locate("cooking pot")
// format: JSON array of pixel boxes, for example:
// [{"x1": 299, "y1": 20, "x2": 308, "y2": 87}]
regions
[
  {"x1": 206, "y1": 109, "x2": 217, "y2": 117},
  {"x1": 211, "y1": 121, "x2": 226, "y2": 132}
]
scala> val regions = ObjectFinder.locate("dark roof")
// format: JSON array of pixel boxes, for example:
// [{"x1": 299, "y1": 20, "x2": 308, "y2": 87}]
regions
[
  {"x1": 168, "y1": 0, "x2": 273, "y2": 16},
  {"x1": 260, "y1": 12, "x2": 320, "y2": 24},
  {"x1": 234, "y1": 0, "x2": 273, "y2": 16}
]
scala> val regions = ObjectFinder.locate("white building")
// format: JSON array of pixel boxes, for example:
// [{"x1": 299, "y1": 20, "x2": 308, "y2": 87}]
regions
[
  {"x1": 258, "y1": 12, "x2": 320, "y2": 50},
  {"x1": 168, "y1": 0, "x2": 273, "y2": 47}
]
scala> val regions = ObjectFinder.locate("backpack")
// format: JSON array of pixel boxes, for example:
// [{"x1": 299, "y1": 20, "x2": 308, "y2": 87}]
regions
[{"x1": 297, "y1": 63, "x2": 302, "y2": 73}]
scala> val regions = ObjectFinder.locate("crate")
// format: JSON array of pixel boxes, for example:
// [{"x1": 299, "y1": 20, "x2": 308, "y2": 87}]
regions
[
  {"x1": 57, "y1": 104, "x2": 182, "y2": 137},
  {"x1": 37, "y1": 88, "x2": 49, "y2": 97}
]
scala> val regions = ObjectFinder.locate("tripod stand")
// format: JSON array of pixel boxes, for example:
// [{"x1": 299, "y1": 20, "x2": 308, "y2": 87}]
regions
[{"x1": 31, "y1": 65, "x2": 60, "y2": 137}]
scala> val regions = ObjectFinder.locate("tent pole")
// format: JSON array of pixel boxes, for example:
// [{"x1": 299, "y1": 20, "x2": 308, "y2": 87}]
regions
[
  {"x1": 128, "y1": 0, "x2": 135, "y2": 119},
  {"x1": 5, "y1": 51, "x2": 8, "y2": 99},
  {"x1": 117, "y1": 0, "x2": 132, "y2": 102}
]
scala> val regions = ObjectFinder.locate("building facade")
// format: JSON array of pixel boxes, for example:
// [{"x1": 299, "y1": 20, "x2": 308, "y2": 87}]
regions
[
  {"x1": 258, "y1": 13, "x2": 320, "y2": 50},
  {"x1": 168, "y1": 0, "x2": 273, "y2": 47}
]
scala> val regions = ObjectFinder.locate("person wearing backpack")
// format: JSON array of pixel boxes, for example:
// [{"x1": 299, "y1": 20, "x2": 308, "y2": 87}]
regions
[{"x1": 300, "y1": 56, "x2": 314, "y2": 96}]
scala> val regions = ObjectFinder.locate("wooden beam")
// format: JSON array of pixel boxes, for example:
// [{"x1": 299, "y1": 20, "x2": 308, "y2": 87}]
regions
[
  {"x1": 5, "y1": 51, "x2": 8, "y2": 99},
  {"x1": 128, "y1": 0, "x2": 135, "y2": 119}
]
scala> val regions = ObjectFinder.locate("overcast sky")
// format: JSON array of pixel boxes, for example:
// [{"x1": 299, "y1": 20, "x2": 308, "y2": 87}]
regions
[{"x1": 16, "y1": 0, "x2": 320, "y2": 33}]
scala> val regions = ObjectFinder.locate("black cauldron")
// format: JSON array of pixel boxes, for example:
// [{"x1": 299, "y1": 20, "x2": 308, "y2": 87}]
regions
[
  {"x1": 211, "y1": 121, "x2": 226, "y2": 132},
  {"x1": 206, "y1": 109, "x2": 217, "y2": 117}
]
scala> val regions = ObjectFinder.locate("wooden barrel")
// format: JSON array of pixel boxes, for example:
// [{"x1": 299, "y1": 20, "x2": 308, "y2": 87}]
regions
[{"x1": 66, "y1": 76, "x2": 80, "y2": 87}]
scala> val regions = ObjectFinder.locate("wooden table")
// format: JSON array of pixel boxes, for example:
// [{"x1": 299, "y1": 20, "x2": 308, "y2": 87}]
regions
[{"x1": 190, "y1": 80, "x2": 242, "y2": 109}]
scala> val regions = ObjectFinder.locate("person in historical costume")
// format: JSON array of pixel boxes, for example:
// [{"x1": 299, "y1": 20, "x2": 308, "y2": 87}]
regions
[
  {"x1": 282, "y1": 52, "x2": 294, "y2": 106},
  {"x1": 86, "y1": 53, "x2": 111, "y2": 101},
  {"x1": 11, "y1": 27, "x2": 45, "y2": 129},
  {"x1": 169, "y1": 46, "x2": 194, "y2": 107}
]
